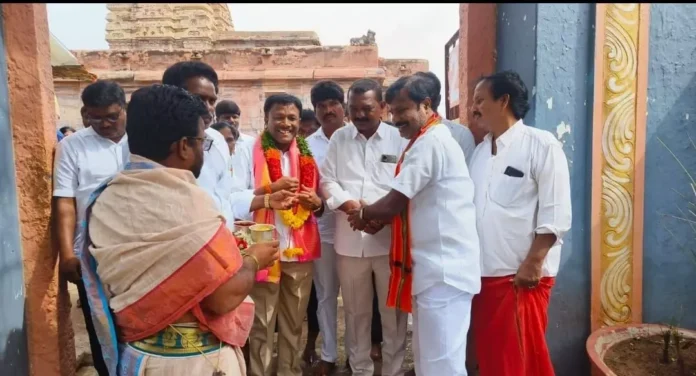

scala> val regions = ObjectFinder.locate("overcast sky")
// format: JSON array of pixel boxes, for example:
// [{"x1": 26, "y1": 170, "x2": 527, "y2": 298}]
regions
[{"x1": 47, "y1": 3, "x2": 459, "y2": 105}]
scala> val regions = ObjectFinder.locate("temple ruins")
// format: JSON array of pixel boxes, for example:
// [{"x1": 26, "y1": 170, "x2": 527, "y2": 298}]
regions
[{"x1": 53, "y1": 3, "x2": 428, "y2": 135}]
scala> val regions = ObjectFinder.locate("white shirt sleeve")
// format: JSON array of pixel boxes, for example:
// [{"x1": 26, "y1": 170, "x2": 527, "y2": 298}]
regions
[
  {"x1": 319, "y1": 133, "x2": 354, "y2": 210},
  {"x1": 211, "y1": 146, "x2": 235, "y2": 220},
  {"x1": 230, "y1": 190, "x2": 255, "y2": 221},
  {"x1": 53, "y1": 141, "x2": 78, "y2": 198},
  {"x1": 229, "y1": 142, "x2": 255, "y2": 221},
  {"x1": 534, "y1": 142, "x2": 572, "y2": 242},
  {"x1": 390, "y1": 138, "x2": 437, "y2": 199},
  {"x1": 230, "y1": 142, "x2": 252, "y2": 193}
]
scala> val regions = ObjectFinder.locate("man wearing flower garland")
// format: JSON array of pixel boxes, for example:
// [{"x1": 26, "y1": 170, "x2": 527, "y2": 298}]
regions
[
  {"x1": 234, "y1": 93, "x2": 322, "y2": 376},
  {"x1": 321, "y1": 78, "x2": 409, "y2": 376},
  {"x1": 348, "y1": 75, "x2": 481, "y2": 375}
]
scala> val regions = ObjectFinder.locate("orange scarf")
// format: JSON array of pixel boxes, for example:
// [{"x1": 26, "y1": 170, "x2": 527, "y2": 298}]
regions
[
  {"x1": 252, "y1": 134, "x2": 321, "y2": 283},
  {"x1": 387, "y1": 113, "x2": 441, "y2": 313}
]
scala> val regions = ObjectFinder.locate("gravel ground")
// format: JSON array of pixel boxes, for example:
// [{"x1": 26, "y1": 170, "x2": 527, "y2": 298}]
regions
[{"x1": 71, "y1": 286, "x2": 414, "y2": 375}]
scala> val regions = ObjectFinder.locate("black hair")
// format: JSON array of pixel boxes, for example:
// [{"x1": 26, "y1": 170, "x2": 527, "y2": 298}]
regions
[
  {"x1": 413, "y1": 71, "x2": 442, "y2": 111},
  {"x1": 59, "y1": 126, "x2": 76, "y2": 135},
  {"x1": 385, "y1": 75, "x2": 437, "y2": 107},
  {"x1": 348, "y1": 78, "x2": 383, "y2": 102},
  {"x1": 161, "y1": 61, "x2": 219, "y2": 93},
  {"x1": 211, "y1": 121, "x2": 240, "y2": 140},
  {"x1": 215, "y1": 100, "x2": 241, "y2": 117},
  {"x1": 126, "y1": 84, "x2": 209, "y2": 162},
  {"x1": 263, "y1": 93, "x2": 302, "y2": 117},
  {"x1": 310, "y1": 80, "x2": 345, "y2": 108},
  {"x1": 81, "y1": 80, "x2": 126, "y2": 108},
  {"x1": 301, "y1": 109, "x2": 318, "y2": 123},
  {"x1": 478, "y1": 70, "x2": 530, "y2": 120}
]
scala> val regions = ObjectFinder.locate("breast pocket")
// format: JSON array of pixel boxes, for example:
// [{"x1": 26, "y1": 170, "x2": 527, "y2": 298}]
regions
[
  {"x1": 372, "y1": 158, "x2": 398, "y2": 190},
  {"x1": 490, "y1": 174, "x2": 533, "y2": 208}
]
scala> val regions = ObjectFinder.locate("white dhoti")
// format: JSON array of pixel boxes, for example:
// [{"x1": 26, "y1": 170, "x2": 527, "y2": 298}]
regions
[
  {"x1": 313, "y1": 242, "x2": 340, "y2": 362},
  {"x1": 412, "y1": 283, "x2": 473, "y2": 376},
  {"x1": 337, "y1": 254, "x2": 408, "y2": 376}
]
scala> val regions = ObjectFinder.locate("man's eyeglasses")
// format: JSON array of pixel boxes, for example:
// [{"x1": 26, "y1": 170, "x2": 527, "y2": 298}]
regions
[
  {"x1": 85, "y1": 111, "x2": 122, "y2": 125},
  {"x1": 187, "y1": 136, "x2": 214, "y2": 152}
]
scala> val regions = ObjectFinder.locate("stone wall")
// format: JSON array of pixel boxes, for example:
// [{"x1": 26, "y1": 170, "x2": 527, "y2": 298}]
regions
[
  {"x1": 3, "y1": 3, "x2": 74, "y2": 375},
  {"x1": 54, "y1": 46, "x2": 427, "y2": 132}
]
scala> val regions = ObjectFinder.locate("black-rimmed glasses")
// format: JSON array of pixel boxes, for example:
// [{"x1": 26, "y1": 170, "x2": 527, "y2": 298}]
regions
[{"x1": 187, "y1": 136, "x2": 214, "y2": 152}]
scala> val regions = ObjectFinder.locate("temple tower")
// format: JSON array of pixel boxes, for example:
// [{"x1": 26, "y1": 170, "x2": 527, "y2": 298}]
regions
[{"x1": 105, "y1": 3, "x2": 234, "y2": 50}]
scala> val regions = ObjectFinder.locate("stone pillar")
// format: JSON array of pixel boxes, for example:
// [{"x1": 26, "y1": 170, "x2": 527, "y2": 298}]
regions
[
  {"x1": 458, "y1": 3, "x2": 496, "y2": 144},
  {"x1": 2, "y1": 3, "x2": 75, "y2": 375}
]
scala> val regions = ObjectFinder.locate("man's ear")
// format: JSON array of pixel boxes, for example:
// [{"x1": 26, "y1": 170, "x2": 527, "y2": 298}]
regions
[
  {"x1": 174, "y1": 138, "x2": 189, "y2": 160},
  {"x1": 500, "y1": 94, "x2": 511, "y2": 112},
  {"x1": 422, "y1": 97, "x2": 432, "y2": 112}
]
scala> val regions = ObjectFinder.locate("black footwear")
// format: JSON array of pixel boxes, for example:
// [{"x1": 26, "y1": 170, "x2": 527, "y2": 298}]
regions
[{"x1": 314, "y1": 360, "x2": 336, "y2": 376}]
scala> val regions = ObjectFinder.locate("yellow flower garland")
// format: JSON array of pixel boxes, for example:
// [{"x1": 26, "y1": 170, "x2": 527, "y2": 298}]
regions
[
  {"x1": 278, "y1": 206, "x2": 311, "y2": 229},
  {"x1": 283, "y1": 247, "x2": 305, "y2": 259},
  {"x1": 278, "y1": 207, "x2": 310, "y2": 258}
]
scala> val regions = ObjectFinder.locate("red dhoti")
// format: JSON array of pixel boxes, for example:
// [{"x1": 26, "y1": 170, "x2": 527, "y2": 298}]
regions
[{"x1": 472, "y1": 275, "x2": 555, "y2": 376}]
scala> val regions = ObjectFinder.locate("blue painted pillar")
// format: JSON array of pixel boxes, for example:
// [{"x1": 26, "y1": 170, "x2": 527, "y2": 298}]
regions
[
  {"x1": 0, "y1": 8, "x2": 29, "y2": 376},
  {"x1": 496, "y1": 4, "x2": 595, "y2": 375}
]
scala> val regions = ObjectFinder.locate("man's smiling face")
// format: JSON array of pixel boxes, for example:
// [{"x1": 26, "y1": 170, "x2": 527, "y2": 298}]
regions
[{"x1": 265, "y1": 103, "x2": 300, "y2": 148}]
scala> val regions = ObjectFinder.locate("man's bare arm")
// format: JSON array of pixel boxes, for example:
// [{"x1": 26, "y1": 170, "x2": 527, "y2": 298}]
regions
[
  {"x1": 202, "y1": 241, "x2": 279, "y2": 315},
  {"x1": 53, "y1": 197, "x2": 81, "y2": 281},
  {"x1": 363, "y1": 190, "x2": 409, "y2": 222},
  {"x1": 54, "y1": 197, "x2": 77, "y2": 260},
  {"x1": 524, "y1": 233, "x2": 557, "y2": 266}
]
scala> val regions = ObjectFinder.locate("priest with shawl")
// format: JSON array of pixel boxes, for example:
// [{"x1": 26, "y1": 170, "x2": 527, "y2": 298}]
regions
[{"x1": 79, "y1": 84, "x2": 297, "y2": 376}]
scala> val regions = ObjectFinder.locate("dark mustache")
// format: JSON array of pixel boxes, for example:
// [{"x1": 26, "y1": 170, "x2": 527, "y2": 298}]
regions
[
  {"x1": 394, "y1": 122, "x2": 409, "y2": 128},
  {"x1": 354, "y1": 118, "x2": 369, "y2": 122}
]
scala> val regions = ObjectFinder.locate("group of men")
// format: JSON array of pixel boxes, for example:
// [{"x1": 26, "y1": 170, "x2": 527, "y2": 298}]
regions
[{"x1": 53, "y1": 58, "x2": 571, "y2": 376}]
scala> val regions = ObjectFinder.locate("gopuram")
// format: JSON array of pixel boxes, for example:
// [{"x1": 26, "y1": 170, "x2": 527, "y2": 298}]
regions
[{"x1": 53, "y1": 3, "x2": 428, "y2": 134}]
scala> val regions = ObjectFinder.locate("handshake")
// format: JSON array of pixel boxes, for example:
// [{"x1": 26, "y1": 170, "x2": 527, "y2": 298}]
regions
[{"x1": 339, "y1": 200, "x2": 386, "y2": 235}]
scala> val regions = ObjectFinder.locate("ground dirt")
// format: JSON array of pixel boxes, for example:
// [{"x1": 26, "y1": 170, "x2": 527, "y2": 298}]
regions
[
  {"x1": 605, "y1": 334, "x2": 696, "y2": 376},
  {"x1": 71, "y1": 285, "x2": 414, "y2": 375}
]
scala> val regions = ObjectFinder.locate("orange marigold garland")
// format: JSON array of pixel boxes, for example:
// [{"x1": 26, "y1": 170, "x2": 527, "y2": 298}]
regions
[{"x1": 261, "y1": 132, "x2": 316, "y2": 258}]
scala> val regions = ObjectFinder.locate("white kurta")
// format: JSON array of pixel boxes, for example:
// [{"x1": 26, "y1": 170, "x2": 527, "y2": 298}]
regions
[
  {"x1": 389, "y1": 123, "x2": 481, "y2": 375},
  {"x1": 197, "y1": 127, "x2": 247, "y2": 225},
  {"x1": 53, "y1": 126, "x2": 130, "y2": 257},
  {"x1": 319, "y1": 122, "x2": 408, "y2": 376},
  {"x1": 468, "y1": 120, "x2": 572, "y2": 278},
  {"x1": 319, "y1": 123, "x2": 407, "y2": 258}
]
